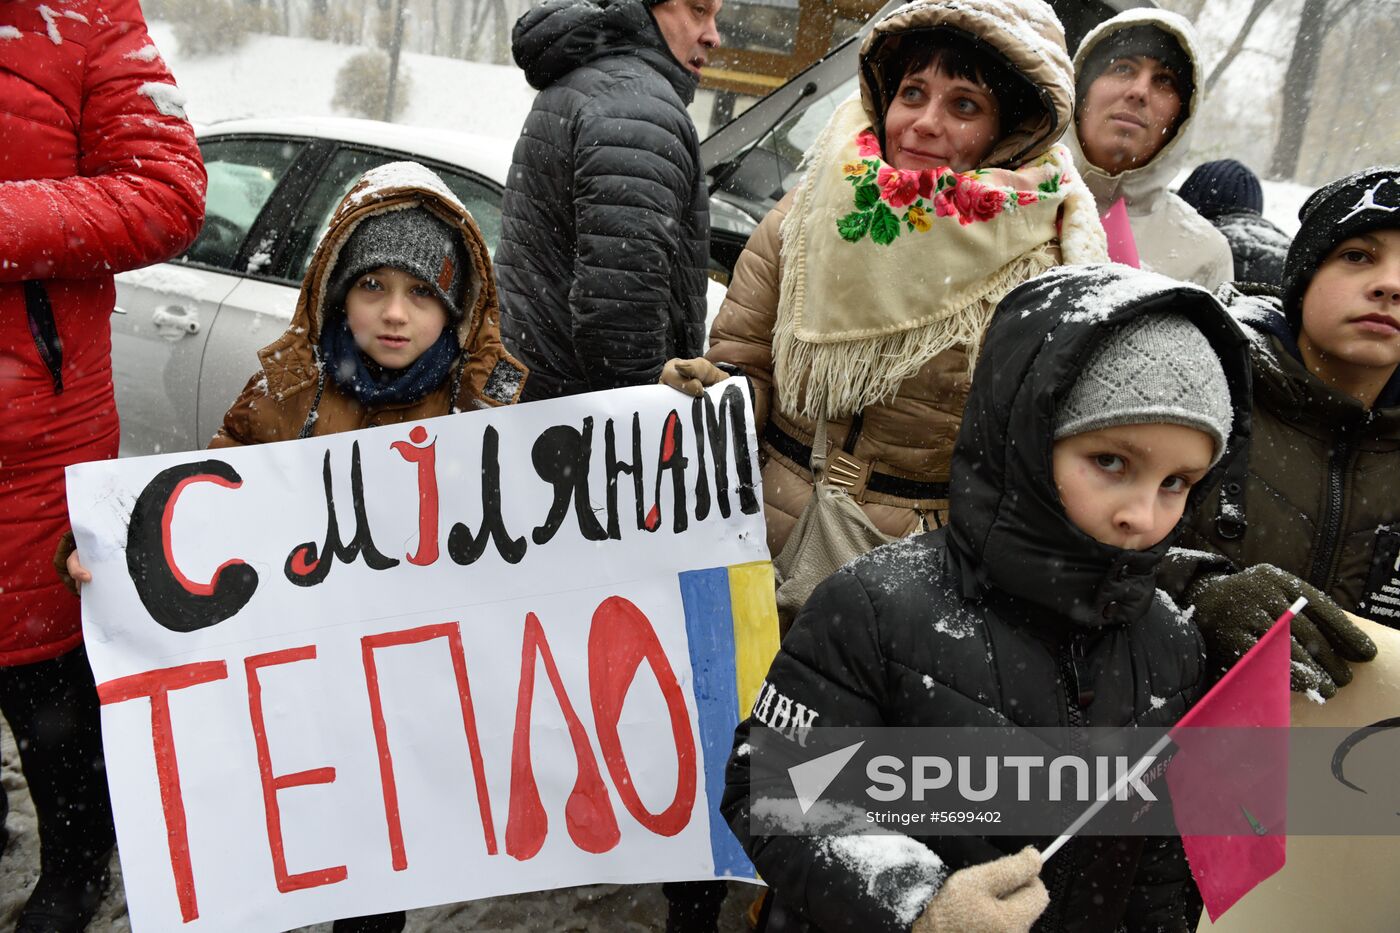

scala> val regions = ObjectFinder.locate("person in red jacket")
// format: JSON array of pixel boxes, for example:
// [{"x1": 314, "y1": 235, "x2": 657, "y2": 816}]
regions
[{"x1": 0, "y1": 0, "x2": 206, "y2": 928}]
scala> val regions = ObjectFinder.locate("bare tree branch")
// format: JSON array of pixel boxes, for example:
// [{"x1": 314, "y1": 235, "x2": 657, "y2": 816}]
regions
[{"x1": 1204, "y1": 0, "x2": 1276, "y2": 94}]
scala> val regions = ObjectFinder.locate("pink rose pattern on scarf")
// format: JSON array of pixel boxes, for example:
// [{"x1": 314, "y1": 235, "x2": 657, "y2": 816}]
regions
[{"x1": 838, "y1": 130, "x2": 1067, "y2": 244}]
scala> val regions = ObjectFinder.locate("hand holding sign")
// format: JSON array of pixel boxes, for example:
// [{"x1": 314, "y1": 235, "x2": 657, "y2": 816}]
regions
[{"x1": 66, "y1": 382, "x2": 776, "y2": 933}]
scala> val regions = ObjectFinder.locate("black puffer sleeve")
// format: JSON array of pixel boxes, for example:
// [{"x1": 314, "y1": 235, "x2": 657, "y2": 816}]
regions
[
  {"x1": 569, "y1": 85, "x2": 699, "y2": 390},
  {"x1": 720, "y1": 569, "x2": 950, "y2": 933},
  {"x1": 1123, "y1": 835, "x2": 1196, "y2": 932}
]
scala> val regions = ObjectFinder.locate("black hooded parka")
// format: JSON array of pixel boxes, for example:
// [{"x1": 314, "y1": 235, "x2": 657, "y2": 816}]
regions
[
  {"x1": 495, "y1": 0, "x2": 709, "y2": 400},
  {"x1": 722, "y1": 265, "x2": 1253, "y2": 933}
]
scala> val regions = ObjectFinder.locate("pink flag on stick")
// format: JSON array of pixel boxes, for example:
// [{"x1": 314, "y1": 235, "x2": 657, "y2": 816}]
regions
[
  {"x1": 1102, "y1": 197, "x2": 1140, "y2": 267},
  {"x1": 1166, "y1": 599, "x2": 1299, "y2": 920}
]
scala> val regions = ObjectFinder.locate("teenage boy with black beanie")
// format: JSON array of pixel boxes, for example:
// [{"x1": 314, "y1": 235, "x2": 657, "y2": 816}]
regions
[
  {"x1": 1178, "y1": 159, "x2": 1292, "y2": 288},
  {"x1": 1171, "y1": 166, "x2": 1400, "y2": 694}
]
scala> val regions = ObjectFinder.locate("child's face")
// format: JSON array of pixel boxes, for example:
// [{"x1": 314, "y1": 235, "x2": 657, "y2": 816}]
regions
[
  {"x1": 344, "y1": 266, "x2": 450, "y2": 369},
  {"x1": 1052, "y1": 423, "x2": 1213, "y2": 551},
  {"x1": 1298, "y1": 230, "x2": 1400, "y2": 383}
]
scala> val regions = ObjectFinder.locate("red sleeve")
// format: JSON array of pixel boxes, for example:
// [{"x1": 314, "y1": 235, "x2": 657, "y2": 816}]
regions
[{"x1": 0, "y1": 0, "x2": 206, "y2": 282}]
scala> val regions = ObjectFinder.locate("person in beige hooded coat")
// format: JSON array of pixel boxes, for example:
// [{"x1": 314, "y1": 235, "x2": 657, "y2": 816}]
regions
[
  {"x1": 662, "y1": 0, "x2": 1107, "y2": 567},
  {"x1": 1068, "y1": 8, "x2": 1234, "y2": 289}
]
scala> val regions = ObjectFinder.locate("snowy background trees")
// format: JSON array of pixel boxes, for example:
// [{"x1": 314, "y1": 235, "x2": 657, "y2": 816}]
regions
[
  {"x1": 134, "y1": 0, "x2": 1398, "y2": 189},
  {"x1": 1164, "y1": 0, "x2": 1398, "y2": 185}
]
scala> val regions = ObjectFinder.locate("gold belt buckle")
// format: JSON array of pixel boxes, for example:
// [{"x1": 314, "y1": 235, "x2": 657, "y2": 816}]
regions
[{"x1": 826, "y1": 449, "x2": 873, "y2": 502}]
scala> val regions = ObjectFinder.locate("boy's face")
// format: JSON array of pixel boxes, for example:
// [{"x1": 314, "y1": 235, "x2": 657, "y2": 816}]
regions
[
  {"x1": 1076, "y1": 55, "x2": 1182, "y2": 175},
  {"x1": 1298, "y1": 230, "x2": 1400, "y2": 390},
  {"x1": 1052, "y1": 423, "x2": 1213, "y2": 551},
  {"x1": 344, "y1": 266, "x2": 450, "y2": 369}
]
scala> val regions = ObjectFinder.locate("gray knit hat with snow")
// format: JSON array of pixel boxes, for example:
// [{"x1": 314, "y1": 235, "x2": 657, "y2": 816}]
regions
[
  {"x1": 1054, "y1": 312, "x2": 1233, "y2": 464},
  {"x1": 326, "y1": 205, "x2": 469, "y2": 322}
]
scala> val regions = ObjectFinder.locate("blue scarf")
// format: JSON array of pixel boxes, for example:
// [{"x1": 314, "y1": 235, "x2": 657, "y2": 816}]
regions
[{"x1": 319, "y1": 315, "x2": 460, "y2": 408}]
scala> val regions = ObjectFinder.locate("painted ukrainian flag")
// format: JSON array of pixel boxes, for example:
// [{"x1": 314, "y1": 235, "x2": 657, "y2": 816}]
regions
[{"x1": 679, "y1": 560, "x2": 782, "y2": 879}]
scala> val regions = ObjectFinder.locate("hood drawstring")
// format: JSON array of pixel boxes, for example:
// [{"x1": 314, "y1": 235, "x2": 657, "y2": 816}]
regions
[
  {"x1": 448, "y1": 351, "x2": 469, "y2": 413},
  {"x1": 298, "y1": 356, "x2": 329, "y2": 440}
]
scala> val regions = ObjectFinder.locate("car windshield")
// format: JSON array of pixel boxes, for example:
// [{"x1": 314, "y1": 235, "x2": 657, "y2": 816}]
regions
[
  {"x1": 711, "y1": 74, "x2": 858, "y2": 211},
  {"x1": 283, "y1": 147, "x2": 505, "y2": 281}
]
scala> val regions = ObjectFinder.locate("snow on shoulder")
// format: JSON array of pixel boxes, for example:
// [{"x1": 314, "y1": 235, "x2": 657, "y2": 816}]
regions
[
  {"x1": 345, "y1": 160, "x2": 465, "y2": 213},
  {"x1": 1224, "y1": 291, "x2": 1284, "y2": 335},
  {"x1": 124, "y1": 43, "x2": 162, "y2": 62},
  {"x1": 1022, "y1": 265, "x2": 1210, "y2": 326},
  {"x1": 0, "y1": 25, "x2": 21, "y2": 40},
  {"x1": 139, "y1": 82, "x2": 188, "y2": 120}
]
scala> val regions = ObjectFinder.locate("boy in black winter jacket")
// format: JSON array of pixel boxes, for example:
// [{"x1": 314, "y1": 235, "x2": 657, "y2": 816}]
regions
[
  {"x1": 1173, "y1": 167, "x2": 1396, "y2": 694},
  {"x1": 722, "y1": 265, "x2": 1252, "y2": 933}
]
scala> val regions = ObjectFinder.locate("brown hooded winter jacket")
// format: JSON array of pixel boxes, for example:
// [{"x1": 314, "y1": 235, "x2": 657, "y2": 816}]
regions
[
  {"x1": 211, "y1": 163, "x2": 527, "y2": 448},
  {"x1": 705, "y1": 0, "x2": 1076, "y2": 554}
]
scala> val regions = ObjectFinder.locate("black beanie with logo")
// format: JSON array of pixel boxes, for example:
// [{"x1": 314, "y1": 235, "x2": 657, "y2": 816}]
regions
[{"x1": 1282, "y1": 166, "x2": 1400, "y2": 328}]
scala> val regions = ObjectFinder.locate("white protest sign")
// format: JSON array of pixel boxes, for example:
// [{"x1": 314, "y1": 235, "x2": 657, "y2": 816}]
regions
[{"x1": 66, "y1": 380, "x2": 776, "y2": 933}]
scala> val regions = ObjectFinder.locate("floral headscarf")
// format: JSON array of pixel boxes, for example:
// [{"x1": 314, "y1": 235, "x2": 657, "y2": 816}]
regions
[{"x1": 772, "y1": 98, "x2": 1107, "y2": 421}]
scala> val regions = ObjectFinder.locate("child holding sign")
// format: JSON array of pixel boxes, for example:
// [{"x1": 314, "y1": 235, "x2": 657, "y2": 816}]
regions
[
  {"x1": 61, "y1": 160, "x2": 527, "y2": 932},
  {"x1": 723, "y1": 265, "x2": 1251, "y2": 933},
  {"x1": 1172, "y1": 166, "x2": 1399, "y2": 692}
]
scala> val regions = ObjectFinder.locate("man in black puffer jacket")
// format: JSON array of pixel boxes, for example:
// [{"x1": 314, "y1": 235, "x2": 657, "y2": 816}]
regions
[
  {"x1": 496, "y1": 0, "x2": 718, "y2": 401},
  {"x1": 723, "y1": 265, "x2": 1254, "y2": 933}
]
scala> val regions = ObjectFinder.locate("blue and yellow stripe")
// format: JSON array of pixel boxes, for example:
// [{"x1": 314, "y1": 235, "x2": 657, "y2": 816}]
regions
[{"x1": 679, "y1": 561, "x2": 780, "y2": 879}]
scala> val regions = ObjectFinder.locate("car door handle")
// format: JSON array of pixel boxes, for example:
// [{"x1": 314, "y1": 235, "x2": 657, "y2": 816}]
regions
[{"x1": 152, "y1": 305, "x2": 201, "y2": 339}]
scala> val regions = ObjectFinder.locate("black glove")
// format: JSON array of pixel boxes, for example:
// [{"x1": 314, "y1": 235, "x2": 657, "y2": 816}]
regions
[{"x1": 1188, "y1": 564, "x2": 1377, "y2": 699}]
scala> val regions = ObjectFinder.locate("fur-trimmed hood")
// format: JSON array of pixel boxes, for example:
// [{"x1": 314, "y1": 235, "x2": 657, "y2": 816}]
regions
[{"x1": 257, "y1": 161, "x2": 502, "y2": 403}]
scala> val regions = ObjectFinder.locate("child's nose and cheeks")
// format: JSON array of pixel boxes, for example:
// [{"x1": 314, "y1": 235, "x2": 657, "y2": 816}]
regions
[
  {"x1": 381, "y1": 289, "x2": 412, "y2": 326},
  {"x1": 1109, "y1": 484, "x2": 1171, "y2": 548},
  {"x1": 1366, "y1": 257, "x2": 1400, "y2": 305}
]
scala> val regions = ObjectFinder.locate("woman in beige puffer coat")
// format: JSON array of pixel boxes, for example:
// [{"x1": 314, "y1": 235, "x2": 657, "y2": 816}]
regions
[{"x1": 666, "y1": 0, "x2": 1105, "y2": 557}]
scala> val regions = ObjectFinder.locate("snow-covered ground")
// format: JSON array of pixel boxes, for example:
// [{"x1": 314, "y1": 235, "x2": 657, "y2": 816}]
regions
[
  {"x1": 147, "y1": 21, "x2": 537, "y2": 141},
  {"x1": 1259, "y1": 179, "x2": 1313, "y2": 235}
]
